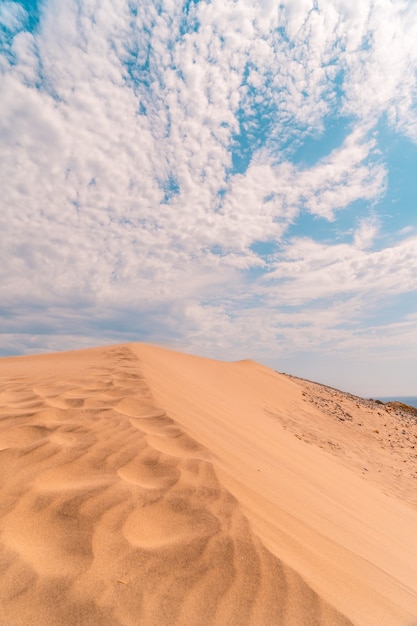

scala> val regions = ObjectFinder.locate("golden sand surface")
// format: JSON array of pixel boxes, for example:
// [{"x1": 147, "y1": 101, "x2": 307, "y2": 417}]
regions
[{"x1": 0, "y1": 343, "x2": 417, "y2": 625}]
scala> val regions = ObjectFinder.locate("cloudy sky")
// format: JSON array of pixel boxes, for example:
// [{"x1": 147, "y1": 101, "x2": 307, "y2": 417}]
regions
[{"x1": 1, "y1": 0, "x2": 417, "y2": 396}]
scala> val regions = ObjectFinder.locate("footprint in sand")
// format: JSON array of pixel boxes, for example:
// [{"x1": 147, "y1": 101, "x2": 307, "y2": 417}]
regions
[
  {"x1": 115, "y1": 399, "x2": 211, "y2": 460},
  {"x1": 0, "y1": 390, "x2": 39, "y2": 404},
  {"x1": 129, "y1": 416, "x2": 183, "y2": 438},
  {"x1": 46, "y1": 396, "x2": 85, "y2": 409},
  {"x1": 114, "y1": 398, "x2": 211, "y2": 460},
  {"x1": 49, "y1": 429, "x2": 97, "y2": 448},
  {"x1": 146, "y1": 432, "x2": 210, "y2": 460},
  {"x1": 93, "y1": 386, "x2": 136, "y2": 399},
  {"x1": 32, "y1": 385, "x2": 63, "y2": 398},
  {"x1": 31, "y1": 408, "x2": 74, "y2": 424},
  {"x1": 0, "y1": 425, "x2": 49, "y2": 450},
  {"x1": 34, "y1": 464, "x2": 116, "y2": 492},
  {"x1": 122, "y1": 499, "x2": 219, "y2": 549},
  {"x1": 117, "y1": 457, "x2": 180, "y2": 490},
  {"x1": 114, "y1": 397, "x2": 166, "y2": 419}
]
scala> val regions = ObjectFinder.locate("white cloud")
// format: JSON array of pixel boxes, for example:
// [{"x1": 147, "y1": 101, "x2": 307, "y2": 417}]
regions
[
  {"x1": 295, "y1": 127, "x2": 386, "y2": 219},
  {"x1": 1, "y1": 0, "x2": 417, "y2": 389},
  {"x1": 339, "y1": 0, "x2": 417, "y2": 138},
  {"x1": 0, "y1": 2, "x2": 27, "y2": 32},
  {"x1": 266, "y1": 231, "x2": 417, "y2": 304}
]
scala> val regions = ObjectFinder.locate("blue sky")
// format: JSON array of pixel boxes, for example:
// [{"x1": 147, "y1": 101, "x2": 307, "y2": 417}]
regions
[{"x1": 1, "y1": 0, "x2": 417, "y2": 396}]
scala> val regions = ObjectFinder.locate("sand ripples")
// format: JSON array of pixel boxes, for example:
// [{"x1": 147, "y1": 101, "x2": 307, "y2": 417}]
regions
[{"x1": 0, "y1": 346, "x2": 353, "y2": 624}]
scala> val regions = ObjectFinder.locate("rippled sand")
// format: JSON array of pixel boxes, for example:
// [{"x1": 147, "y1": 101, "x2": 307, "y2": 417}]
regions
[{"x1": 0, "y1": 344, "x2": 416, "y2": 625}]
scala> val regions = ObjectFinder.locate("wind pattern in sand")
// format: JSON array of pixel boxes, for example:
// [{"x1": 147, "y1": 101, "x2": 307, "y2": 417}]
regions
[{"x1": 0, "y1": 345, "x2": 353, "y2": 625}]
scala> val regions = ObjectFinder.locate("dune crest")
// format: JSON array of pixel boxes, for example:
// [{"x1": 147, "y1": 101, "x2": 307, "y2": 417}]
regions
[{"x1": 0, "y1": 344, "x2": 416, "y2": 624}]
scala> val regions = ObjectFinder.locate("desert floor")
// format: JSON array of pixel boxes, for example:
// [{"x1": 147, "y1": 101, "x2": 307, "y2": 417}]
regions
[{"x1": 1, "y1": 343, "x2": 417, "y2": 625}]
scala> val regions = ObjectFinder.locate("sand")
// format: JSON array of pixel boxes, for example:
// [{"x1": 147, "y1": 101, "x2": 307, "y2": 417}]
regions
[{"x1": 0, "y1": 344, "x2": 416, "y2": 625}]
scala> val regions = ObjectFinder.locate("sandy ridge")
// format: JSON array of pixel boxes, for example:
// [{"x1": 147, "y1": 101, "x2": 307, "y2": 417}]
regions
[
  {"x1": 0, "y1": 344, "x2": 350, "y2": 625},
  {"x1": 131, "y1": 343, "x2": 417, "y2": 626}
]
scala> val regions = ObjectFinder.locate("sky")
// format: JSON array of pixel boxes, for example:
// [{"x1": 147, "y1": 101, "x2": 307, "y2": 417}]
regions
[{"x1": 1, "y1": 0, "x2": 417, "y2": 397}]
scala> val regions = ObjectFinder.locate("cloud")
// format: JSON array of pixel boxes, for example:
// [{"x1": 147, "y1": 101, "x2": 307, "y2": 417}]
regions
[
  {"x1": 1, "y1": 0, "x2": 417, "y2": 392},
  {"x1": 0, "y1": 2, "x2": 27, "y2": 33},
  {"x1": 339, "y1": 0, "x2": 417, "y2": 137},
  {"x1": 266, "y1": 230, "x2": 417, "y2": 304}
]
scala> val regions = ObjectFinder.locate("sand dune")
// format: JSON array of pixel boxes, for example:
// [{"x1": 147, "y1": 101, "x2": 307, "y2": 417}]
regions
[{"x1": 0, "y1": 344, "x2": 416, "y2": 625}]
